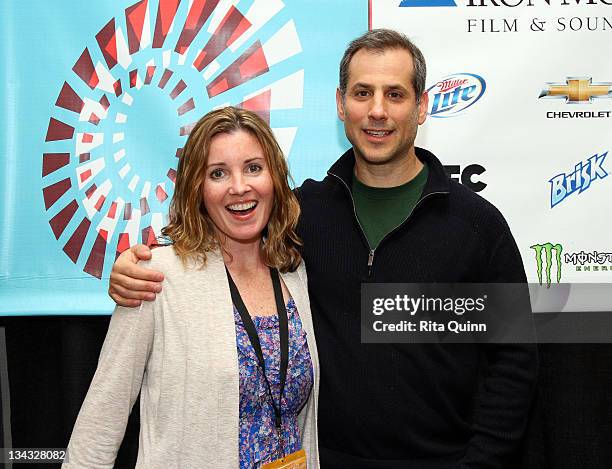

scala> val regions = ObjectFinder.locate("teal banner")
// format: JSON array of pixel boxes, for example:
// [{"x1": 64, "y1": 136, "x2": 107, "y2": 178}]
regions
[{"x1": 0, "y1": 0, "x2": 366, "y2": 315}]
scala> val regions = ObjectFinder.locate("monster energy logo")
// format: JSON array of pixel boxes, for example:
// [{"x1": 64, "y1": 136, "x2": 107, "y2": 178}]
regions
[{"x1": 530, "y1": 242, "x2": 563, "y2": 287}]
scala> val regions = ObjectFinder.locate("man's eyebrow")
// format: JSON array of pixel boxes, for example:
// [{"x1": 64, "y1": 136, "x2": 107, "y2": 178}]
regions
[
  {"x1": 385, "y1": 84, "x2": 410, "y2": 91},
  {"x1": 350, "y1": 82, "x2": 410, "y2": 92},
  {"x1": 350, "y1": 82, "x2": 373, "y2": 89}
]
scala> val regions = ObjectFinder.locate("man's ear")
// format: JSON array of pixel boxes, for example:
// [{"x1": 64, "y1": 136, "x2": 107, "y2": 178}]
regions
[
  {"x1": 336, "y1": 88, "x2": 345, "y2": 122},
  {"x1": 417, "y1": 91, "x2": 429, "y2": 125}
]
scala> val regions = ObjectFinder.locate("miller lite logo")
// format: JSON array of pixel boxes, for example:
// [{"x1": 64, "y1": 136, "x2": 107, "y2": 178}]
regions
[{"x1": 427, "y1": 73, "x2": 486, "y2": 117}]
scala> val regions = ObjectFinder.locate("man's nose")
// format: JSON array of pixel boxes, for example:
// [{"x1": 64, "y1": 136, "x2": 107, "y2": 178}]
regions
[{"x1": 368, "y1": 93, "x2": 388, "y2": 121}]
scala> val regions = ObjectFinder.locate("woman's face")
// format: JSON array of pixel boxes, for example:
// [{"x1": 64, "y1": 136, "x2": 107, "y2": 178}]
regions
[{"x1": 202, "y1": 130, "x2": 275, "y2": 246}]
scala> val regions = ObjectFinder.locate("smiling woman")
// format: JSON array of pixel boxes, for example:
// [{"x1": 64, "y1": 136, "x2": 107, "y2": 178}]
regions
[
  {"x1": 64, "y1": 107, "x2": 320, "y2": 469},
  {"x1": 164, "y1": 107, "x2": 303, "y2": 273},
  {"x1": 203, "y1": 131, "x2": 275, "y2": 251}
]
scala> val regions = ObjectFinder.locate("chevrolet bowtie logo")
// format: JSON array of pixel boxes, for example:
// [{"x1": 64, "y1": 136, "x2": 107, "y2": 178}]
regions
[{"x1": 539, "y1": 77, "x2": 612, "y2": 104}]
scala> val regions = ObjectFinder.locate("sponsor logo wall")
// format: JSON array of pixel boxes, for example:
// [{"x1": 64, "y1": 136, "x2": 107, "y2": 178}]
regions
[
  {"x1": 0, "y1": 0, "x2": 365, "y2": 315},
  {"x1": 372, "y1": 0, "x2": 612, "y2": 310}
]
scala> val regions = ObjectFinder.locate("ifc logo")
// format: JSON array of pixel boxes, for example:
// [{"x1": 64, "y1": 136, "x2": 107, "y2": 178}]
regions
[{"x1": 427, "y1": 73, "x2": 486, "y2": 118}]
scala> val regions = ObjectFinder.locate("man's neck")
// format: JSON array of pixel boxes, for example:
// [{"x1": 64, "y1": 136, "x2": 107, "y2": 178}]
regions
[{"x1": 353, "y1": 149, "x2": 423, "y2": 188}]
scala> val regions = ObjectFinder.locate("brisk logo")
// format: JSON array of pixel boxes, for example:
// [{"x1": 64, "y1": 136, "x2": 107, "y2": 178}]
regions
[{"x1": 549, "y1": 152, "x2": 608, "y2": 208}]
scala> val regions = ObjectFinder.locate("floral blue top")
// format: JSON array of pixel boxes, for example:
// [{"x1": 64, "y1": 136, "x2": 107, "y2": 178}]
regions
[{"x1": 233, "y1": 298, "x2": 314, "y2": 469}]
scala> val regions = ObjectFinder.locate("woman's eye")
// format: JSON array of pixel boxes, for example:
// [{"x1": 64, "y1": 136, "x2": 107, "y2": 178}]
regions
[
  {"x1": 247, "y1": 164, "x2": 262, "y2": 173},
  {"x1": 210, "y1": 169, "x2": 224, "y2": 179}
]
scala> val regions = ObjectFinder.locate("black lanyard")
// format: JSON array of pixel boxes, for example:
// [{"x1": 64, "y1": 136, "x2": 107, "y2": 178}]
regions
[{"x1": 226, "y1": 267, "x2": 289, "y2": 444}]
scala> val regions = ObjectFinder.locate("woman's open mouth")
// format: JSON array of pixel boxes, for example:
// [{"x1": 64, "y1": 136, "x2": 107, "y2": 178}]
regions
[{"x1": 226, "y1": 201, "x2": 258, "y2": 216}]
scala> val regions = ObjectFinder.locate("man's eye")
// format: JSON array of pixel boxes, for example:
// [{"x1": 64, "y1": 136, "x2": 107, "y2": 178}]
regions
[
  {"x1": 247, "y1": 163, "x2": 262, "y2": 173},
  {"x1": 355, "y1": 90, "x2": 370, "y2": 97},
  {"x1": 388, "y1": 91, "x2": 402, "y2": 99},
  {"x1": 210, "y1": 169, "x2": 224, "y2": 179}
]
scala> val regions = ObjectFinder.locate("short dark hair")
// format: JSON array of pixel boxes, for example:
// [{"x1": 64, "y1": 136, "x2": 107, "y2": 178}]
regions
[{"x1": 339, "y1": 29, "x2": 427, "y2": 103}]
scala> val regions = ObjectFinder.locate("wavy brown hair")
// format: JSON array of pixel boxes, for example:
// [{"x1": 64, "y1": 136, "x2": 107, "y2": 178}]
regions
[{"x1": 161, "y1": 107, "x2": 302, "y2": 272}]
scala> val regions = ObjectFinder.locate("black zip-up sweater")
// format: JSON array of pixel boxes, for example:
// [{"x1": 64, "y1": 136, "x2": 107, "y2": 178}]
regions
[{"x1": 296, "y1": 147, "x2": 537, "y2": 469}]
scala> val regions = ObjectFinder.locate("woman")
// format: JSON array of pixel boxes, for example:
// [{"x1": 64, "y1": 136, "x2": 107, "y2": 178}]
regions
[{"x1": 64, "y1": 107, "x2": 319, "y2": 468}]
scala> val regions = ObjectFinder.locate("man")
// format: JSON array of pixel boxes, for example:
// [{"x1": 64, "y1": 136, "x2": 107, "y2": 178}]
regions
[{"x1": 109, "y1": 29, "x2": 537, "y2": 468}]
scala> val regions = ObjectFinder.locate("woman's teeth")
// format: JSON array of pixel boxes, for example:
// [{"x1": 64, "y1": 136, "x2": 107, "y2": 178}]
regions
[{"x1": 227, "y1": 202, "x2": 257, "y2": 212}]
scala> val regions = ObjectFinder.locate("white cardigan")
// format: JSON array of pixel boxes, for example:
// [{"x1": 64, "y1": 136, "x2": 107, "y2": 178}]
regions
[{"x1": 64, "y1": 246, "x2": 320, "y2": 468}]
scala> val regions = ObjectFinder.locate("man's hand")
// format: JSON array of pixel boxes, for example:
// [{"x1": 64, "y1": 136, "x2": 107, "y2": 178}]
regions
[{"x1": 109, "y1": 244, "x2": 164, "y2": 307}]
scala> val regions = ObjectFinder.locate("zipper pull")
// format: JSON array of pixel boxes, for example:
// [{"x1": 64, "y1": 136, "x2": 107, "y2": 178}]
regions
[{"x1": 368, "y1": 250, "x2": 375, "y2": 277}]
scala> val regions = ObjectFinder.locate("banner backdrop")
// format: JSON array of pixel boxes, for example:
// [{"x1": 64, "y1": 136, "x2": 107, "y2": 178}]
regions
[
  {"x1": 372, "y1": 0, "x2": 612, "y2": 311},
  {"x1": 0, "y1": 0, "x2": 366, "y2": 315},
  {"x1": 3, "y1": 1, "x2": 610, "y2": 315}
]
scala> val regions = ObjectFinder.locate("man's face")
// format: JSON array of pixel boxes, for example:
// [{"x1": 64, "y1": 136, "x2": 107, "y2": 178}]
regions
[{"x1": 336, "y1": 48, "x2": 428, "y2": 168}]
